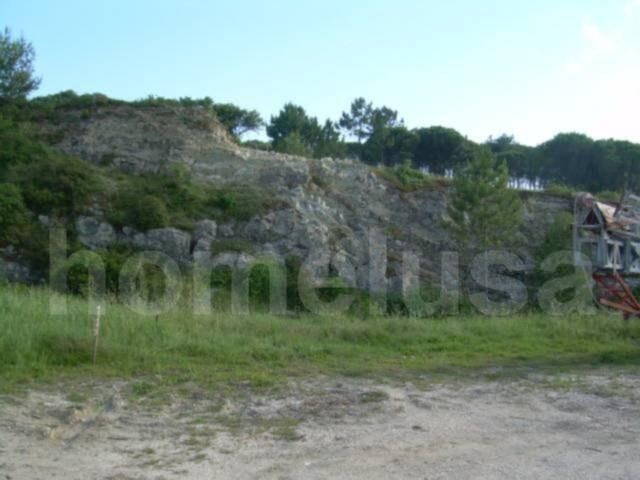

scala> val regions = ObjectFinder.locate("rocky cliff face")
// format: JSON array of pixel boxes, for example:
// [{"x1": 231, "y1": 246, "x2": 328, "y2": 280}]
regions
[
  {"x1": 19, "y1": 105, "x2": 571, "y2": 293},
  {"x1": 38, "y1": 104, "x2": 235, "y2": 172}
]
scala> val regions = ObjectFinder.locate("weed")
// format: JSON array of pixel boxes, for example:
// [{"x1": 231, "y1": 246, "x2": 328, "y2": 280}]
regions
[
  {"x1": 374, "y1": 162, "x2": 450, "y2": 192},
  {"x1": 1, "y1": 285, "x2": 639, "y2": 393},
  {"x1": 358, "y1": 390, "x2": 389, "y2": 403}
]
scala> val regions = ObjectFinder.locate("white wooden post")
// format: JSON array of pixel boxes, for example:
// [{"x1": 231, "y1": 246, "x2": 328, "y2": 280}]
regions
[{"x1": 92, "y1": 305, "x2": 102, "y2": 365}]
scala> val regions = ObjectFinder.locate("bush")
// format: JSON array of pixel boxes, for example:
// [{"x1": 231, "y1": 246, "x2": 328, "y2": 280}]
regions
[
  {"x1": 107, "y1": 167, "x2": 281, "y2": 231},
  {"x1": 248, "y1": 264, "x2": 275, "y2": 313},
  {"x1": 9, "y1": 151, "x2": 101, "y2": 214},
  {"x1": 0, "y1": 114, "x2": 47, "y2": 175},
  {"x1": 596, "y1": 190, "x2": 621, "y2": 203},
  {"x1": 535, "y1": 212, "x2": 573, "y2": 261},
  {"x1": 544, "y1": 183, "x2": 576, "y2": 197},
  {"x1": 206, "y1": 261, "x2": 281, "y2": 313},
  {"x1": 275, "y1": 132, "x2": 312, "y2": 157},
  {"x1": 100, "y1": 245, "x2": 137, "y2": 293},
  {"x1": 531, "y1": 212, "x2": 575, "y2": 303},
  {"x1": 0, "y1": 183, "x2": 29, "y2": 244},
  {"x1": 51, "y1": 250, "x2": 106, "y2": 297},
  {"x1": 27, "y1": 90, "x2": 122, "y2": 120},
  {"x1": 109, "y1": 193, "x2": 169, "y2": 230},
  {"x1": 208, "y1": 186, "x2": 284, "y2": 222},
  {"x1": 374, "y1": 161, "x2": 446, "y2": 192},
  {"x1": 242, "y1": 139, "x2": 272, "y2": 151}
]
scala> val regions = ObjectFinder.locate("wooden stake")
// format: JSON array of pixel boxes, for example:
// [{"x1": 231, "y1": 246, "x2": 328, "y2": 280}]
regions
[{"x1": 92, "y1": 305, "x2": 102, "y2": 365}]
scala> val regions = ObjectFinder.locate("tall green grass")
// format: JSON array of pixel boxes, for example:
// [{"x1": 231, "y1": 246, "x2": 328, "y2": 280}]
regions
[{"x1": 1, "y1": 285, "x2": 639, "y2": 391}]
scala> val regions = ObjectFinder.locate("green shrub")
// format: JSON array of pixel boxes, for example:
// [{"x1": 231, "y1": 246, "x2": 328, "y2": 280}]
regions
[
  {"x1": 210, "y1": 186, "x2": 284, "y2": 221},
  {"x1": 125, "y1": 261, "x2": 169, "y2": 304},
  {"x1": 285, "y1": 255, "x2": 304, "y2": 312},
  {"x1": 374, "y1": 161, "x2": 447, "y2": 192},
  {"x1": 275, "y1": 132, "x2": 312, "y2": 157},
  {"x1": 11, "y1": 223, "x2": 49, "y2": 272},
  {"x1": 55, "y1": 245, "x2": 169, "y2": 299},
  {"x1": 0, "y1": 114, "x2": 48, "y2": 176},
  {"x1": 242, "y1": 139, "x2": 272, "y2": 151},
  {"x1": 544, "y1": 183, "x2": 576, "y2": 197},
  {"x1": 0, "y1": 183, "x2": 29, "y2": 244},
  {"x1": 108, "y1": 168, "x2": 281, "y2": 230},
  {"x1": 100, "y1": 245, "x2": 137, "y2": 293},
  {"x1": 209, "y1": 265, "x2": 233, "y2": 310},
  {"x1": 535, "y1": 212, "x2": 573, "y2": 262},
  {"x1": 531, "y1": 212, "x2": 575, "y2": 302},
  {"x1": 121, "y1": 194, "x2": 169, "y2": 230},
  {"x1": 207, "y1": 262, "x2": 280, "y2": 313},
  {"x1": 248, "y1": 264, "x2": 274, "y2": 313},
  {"x1": 141, "y1": 195, "x2": 169, "y2": 230},
  {"x1": 9, "y1": 152, "x2": 101, "y2": 214},
  {"x1": 51, "y1": 251, "x2": 106, "y2": 297},
  {"x1": 596, "y1": 190, "x2": 621, "y2": 203},
  {"x1": 27, "y1": 90, "x2": 123, "y2": 121}
]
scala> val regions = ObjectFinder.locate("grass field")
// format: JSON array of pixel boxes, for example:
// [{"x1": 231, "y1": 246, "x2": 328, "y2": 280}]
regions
[{"x1": 1, "y1": 285, "x2": 640, "y2": 393}]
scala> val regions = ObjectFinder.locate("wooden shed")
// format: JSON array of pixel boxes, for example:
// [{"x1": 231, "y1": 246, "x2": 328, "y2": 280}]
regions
[{"x1": 573, "y1": 192, "x2": 640, "y2": 274}]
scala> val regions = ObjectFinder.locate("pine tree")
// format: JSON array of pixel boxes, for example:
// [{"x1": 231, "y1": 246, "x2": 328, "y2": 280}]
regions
[
  {"x1": 0, "y1": 28, "x2": 41, "y2": 101},
  {"x1": 446, "y1": 148, "x2": 523, "y2": 250}
]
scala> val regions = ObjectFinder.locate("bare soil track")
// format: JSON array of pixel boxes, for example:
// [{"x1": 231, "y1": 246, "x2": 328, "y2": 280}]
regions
[{"x1": 1, "y1": 371, "x2": 639, "y2": 479}]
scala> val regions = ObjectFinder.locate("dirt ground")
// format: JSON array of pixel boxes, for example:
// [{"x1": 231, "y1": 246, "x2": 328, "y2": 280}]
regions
[{"x1": 1, "y1": 370, "x2": 639, "y2": 480}]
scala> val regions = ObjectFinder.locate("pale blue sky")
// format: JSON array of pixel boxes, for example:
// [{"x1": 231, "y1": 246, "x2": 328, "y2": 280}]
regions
[{"x1": 2, "y1": 0, "x2": 639, "y2": 145}]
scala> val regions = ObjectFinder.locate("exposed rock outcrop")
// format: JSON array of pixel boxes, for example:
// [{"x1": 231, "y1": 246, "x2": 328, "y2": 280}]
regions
[
  {"x1": 132, "y1": 228, "x2": 192, "y2": 263},
  {"x1": 22, "y1": 104, "x2": 573, "y2": 292},
  {"x1": 76, "y1": 216, "x2": 117, "y2": 250}
]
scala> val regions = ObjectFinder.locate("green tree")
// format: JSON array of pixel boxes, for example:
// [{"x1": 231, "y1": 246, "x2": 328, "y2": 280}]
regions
[
  {"x1": 314, "y1": 120, "x2": 346, "y2": 158},
  {"x1": 266, "y1": 103, "x2": 345, "y2": 158},
  {"x1": 413, "y1": 126, "x2": 468, "y2": 174},
  {"x1": 370, "y1": 106, "x2": 400, "y2": 131},
  {"x1": 339, "y1": 98, "x2": 400, "y2": 143},
  {"x1": 485, "y1": 134, "x2": 540, "y2": 188},
  {"x1": 267, "y1": 103, "x2": 321, "y2": 155},
  {"x1": 446, "y1": 148, "x2": 522, "y2": 249},
  {"x1": 212, "y1": 103, "x2": 264, "y2": 138},
  {"x1": 362, "y1": 126, "x2": 416, "y2": 166},
  {"x1": 276, "y1": 132, "x2": 312, "y2": 157},
  {"x1": 537, "y1": 133, "x2": 595, "y2": 189},
  {"x1": 356, "y1": 102, "x2": 404, "y2": 165},
  {"x1": 0, "y1": 28, "x2": 40, "y2": 102},
  {"x1": 339, "y1": 97, "x2": 373, "y2": 143}
]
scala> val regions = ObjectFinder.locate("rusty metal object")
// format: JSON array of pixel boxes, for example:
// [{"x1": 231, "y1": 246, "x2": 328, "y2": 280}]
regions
[
  {"x1": 593, "y1": 271, "x2": 640, "y2": 319},
  {"x1": 574, "y1": 190, "x2": 640, "y2": 317}
]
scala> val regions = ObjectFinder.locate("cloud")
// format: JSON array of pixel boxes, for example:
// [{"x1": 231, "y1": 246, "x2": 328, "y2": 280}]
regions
[
  {"x1": 556, "y1": 15, "x2": 640, "y2": 143},
  {"x1": 581, "y1": 23, "x2": 616, "y2": 56},
  {"x1": 564, "y1": 22, "x2": 617, "y2": 74}
]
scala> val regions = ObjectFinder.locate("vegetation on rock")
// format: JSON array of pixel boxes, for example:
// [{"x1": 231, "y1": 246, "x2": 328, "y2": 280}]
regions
[{"x1": 446, "y1": 148, "x2": 523, "y2": 249}]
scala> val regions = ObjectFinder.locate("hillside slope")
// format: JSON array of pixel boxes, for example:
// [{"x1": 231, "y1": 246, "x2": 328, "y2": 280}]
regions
[{"x1": 2, "y1": 103, "x2": 571, "y2": 299}]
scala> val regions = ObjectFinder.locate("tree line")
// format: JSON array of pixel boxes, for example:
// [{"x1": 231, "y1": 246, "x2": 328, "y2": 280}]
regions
[
  {"x1": 259, "y1": 97, "x2": 640, "y2": 194},
  {"x1": 2, "y1": 27, "x2": 639, "y2": 195}
]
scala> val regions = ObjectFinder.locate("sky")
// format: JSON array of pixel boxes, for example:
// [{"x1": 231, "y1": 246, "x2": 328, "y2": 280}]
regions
[{"x1": 2, "y1": 0, "x2": 639, "y2": 145}]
